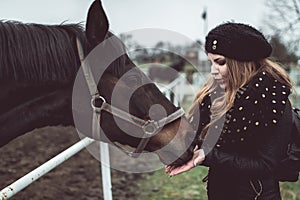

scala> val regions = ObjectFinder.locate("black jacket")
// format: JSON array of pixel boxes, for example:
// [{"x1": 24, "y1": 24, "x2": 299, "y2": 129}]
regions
[{"x1": 191, "y1": 71, "x2": 292, "y2": 200}]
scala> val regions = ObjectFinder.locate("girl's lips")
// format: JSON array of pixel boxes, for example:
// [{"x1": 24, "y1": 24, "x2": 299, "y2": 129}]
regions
[
  {"x1": 215, "y1": 79, "x2": 224, "y2": 84},
  {"x1": 215, "y1": 78, "x2": 227, "y2": 89}
]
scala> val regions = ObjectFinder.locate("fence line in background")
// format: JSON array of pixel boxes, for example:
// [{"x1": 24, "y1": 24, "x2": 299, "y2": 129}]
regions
[{"x1": 158, "y1": 75, "x2": 185, "y2": 106}]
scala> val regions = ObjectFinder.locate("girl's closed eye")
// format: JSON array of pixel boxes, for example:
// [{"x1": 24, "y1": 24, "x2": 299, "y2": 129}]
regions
[
  {"x1": 217, "y1": 59, "x2": 226, "y2": 66},
  {"x1": 214, "y1": 58, "x2": 226, "y2": 66}
]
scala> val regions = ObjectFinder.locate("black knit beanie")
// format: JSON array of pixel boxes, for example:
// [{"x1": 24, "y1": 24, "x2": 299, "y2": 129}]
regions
[{"x1": 205, "y1": 22, "x2": 272, "y2": 61}]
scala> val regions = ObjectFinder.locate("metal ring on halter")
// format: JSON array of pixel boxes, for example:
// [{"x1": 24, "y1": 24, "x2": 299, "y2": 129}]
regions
[
  {"x1": 142, "y1": 120, "x2": 160, "y2": 136},
  {"x1": 91, "y1": 95, "x2": 106, "y2": 112}
]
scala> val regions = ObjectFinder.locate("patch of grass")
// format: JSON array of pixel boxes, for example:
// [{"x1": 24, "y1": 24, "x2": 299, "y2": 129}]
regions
[
  {"x1": 137, "y1": 167, "x2": 300, "y2": 200},
  {"x1": 280, "y1": 181, "x2": 300, "y2": 200},
  {"x1": 137, "y1": 167, "x2": 208, "y2": 200}
]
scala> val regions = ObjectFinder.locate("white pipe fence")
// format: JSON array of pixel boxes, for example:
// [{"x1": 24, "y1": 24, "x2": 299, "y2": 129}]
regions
[
  {"x1": 1, "y1": 137, "x2": 94, "y2": 199},
  {"x1": 0, "y1": 138, "x2": 112, "y2": 200},
  {"x1": 1, "y1": 139, "x2": 113, "y2": 200},
  {"x1": 157, "y1": 75, "x2": 185, "y2": 107}
]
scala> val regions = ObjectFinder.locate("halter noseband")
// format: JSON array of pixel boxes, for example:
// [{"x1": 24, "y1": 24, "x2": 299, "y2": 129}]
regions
[
  {"x1": 91, "y1": 95, "x2": 185, "y2": 157},
  {"x1": 77, "y1": 38, "x2": 185, "y2": 158}
]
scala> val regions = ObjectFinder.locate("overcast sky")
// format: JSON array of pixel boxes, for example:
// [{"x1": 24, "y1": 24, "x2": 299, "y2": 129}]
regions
[{"x1": 0, "y1": 0, "x2": 268, "y2": 45}]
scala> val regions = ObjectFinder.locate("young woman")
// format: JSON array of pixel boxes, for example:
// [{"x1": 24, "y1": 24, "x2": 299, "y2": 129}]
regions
[{"x1": 166, "y1": 22, "x2": 293, "y2": 200}]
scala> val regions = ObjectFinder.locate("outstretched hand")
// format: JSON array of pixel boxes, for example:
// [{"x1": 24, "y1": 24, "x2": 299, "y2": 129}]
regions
[{"x1": 165, "y1": 146, "x2": 205, "y2": 177}]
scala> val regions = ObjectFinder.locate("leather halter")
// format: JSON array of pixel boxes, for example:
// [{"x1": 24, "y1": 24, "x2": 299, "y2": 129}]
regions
[{"x1": 76, "y1": 38, "x2": 185, "y2": 158}]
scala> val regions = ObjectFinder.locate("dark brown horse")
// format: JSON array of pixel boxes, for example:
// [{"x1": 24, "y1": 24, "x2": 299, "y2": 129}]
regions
[{"x1": 0, "y1": 1, "x2": 197, "y2": 166}]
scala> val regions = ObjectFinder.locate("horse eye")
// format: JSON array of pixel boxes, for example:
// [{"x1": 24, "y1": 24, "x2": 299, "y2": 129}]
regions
[{"x1": 125, "y1": 75, "x2": 141, "y2": 87}]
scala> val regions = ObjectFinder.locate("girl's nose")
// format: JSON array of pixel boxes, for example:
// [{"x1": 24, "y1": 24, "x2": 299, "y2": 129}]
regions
[{"x1": 211, "y1": 64, "x2": 219, "y2": 75}]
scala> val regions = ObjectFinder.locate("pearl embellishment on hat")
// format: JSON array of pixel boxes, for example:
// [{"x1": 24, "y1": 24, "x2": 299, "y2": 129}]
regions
[{"x1": 212, "y1": 39, "x2": 217, "y2": 50}]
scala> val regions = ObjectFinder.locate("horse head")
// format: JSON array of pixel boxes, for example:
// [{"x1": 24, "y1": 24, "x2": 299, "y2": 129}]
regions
[{"x1": 72, "y1": 0, "x2": 197, "y2": 166}]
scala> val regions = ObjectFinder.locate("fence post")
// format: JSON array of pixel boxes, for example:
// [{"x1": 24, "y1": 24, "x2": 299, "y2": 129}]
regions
[{"x1": 100, "y1": 142, "x2": 113, "y2": 200}]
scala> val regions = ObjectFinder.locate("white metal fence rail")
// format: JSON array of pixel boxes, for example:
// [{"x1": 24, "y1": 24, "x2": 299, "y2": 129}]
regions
[
  {"x1": 1, "y1": 137, "x2": 93, "y2": 199},
  {"x1": 0, "y1": 139, "x2": 112, "y2": 200},
  {"x1": 157, "y1": 75, "x2": 185, "y2": 107}
]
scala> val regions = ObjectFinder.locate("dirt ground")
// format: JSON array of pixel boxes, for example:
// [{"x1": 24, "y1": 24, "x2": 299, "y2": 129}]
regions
[{"x1": 0, "y1": 126, "x2": 146, "y2": 200}]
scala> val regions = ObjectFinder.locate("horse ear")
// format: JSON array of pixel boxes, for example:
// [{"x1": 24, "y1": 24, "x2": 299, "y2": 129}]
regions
[{"x1": 86, "y1": 0, "x2": 109, "y2": 48}]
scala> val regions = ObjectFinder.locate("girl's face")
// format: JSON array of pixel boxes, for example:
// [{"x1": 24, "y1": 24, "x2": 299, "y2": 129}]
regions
[{"x1": 208, "y1": 53, "x2": 228, "y2": 89}]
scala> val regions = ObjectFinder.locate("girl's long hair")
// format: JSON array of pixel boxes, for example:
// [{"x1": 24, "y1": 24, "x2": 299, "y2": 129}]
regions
[{"x1": 188, "y1": 58, "x2": 292, "y2": 141}]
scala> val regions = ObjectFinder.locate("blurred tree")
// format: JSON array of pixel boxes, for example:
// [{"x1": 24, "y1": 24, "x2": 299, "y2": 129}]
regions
[
  {"x1": 264, "y1": 0, "x2": 300, "y2": 56},
  {"x1": 270, "y1": 35, "x2": 298, "y2": 64},
  {"x1": 119, "y1": 33, "x2": 139, "y2": 50}
]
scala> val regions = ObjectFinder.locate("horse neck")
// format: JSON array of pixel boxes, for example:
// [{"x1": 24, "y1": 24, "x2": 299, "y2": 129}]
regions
[{"x1": 0, "y1": 82, "x2": 74, "y2": 147}]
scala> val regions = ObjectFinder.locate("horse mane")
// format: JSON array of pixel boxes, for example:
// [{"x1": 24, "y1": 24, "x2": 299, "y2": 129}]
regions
[{"x1": 0, "y1": 20, "x2": 88, "y2": 82}]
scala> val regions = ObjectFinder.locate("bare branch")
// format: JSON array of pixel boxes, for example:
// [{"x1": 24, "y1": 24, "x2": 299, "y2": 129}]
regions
[
  {"x1": 292, "y1": 0, "x2": 300, "y2": 16},
  {"x1": 264, "y1": 0, "x2": 300, "y2": 55}
]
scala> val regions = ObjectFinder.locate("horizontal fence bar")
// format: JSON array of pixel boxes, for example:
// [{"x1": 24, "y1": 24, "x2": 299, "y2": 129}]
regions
[
  {"x1": 1, "y1": 137, "x2": 94, "y2": 200},
  {"x1": 158, "y1": 75, "x2": 185, "y2": 93}
]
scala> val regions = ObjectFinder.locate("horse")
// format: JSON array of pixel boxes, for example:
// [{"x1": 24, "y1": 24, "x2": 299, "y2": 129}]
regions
[
  {"x1": 148, "y1": 59, "x2": 185, "y2": 83},
  {"x1": 0, "y1": 0, "x2": 197, "y2": 166}
]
